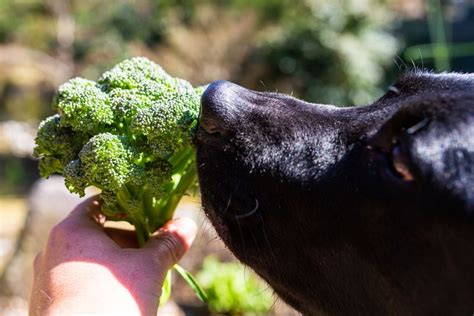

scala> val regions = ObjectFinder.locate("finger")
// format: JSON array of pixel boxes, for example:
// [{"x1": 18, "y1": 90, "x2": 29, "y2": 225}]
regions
[
  {"x1": 143, "y1": 217, "x2": 197, "y2": 269},
  {"x1": 53, "y1": 196, "x2": 119, "y2": 247},
  {"x1": 104, "y1": 227, "x2": 139, "y2": 248},
  {"x1": 33, "y1": 251, "x2": 43, "y2": 273},
  {"x1": 65, "y1": 197, "x2": 142, "y2": 249},
  {"x1": 66, "y1": 195, "x2": 106, "y2": 230}
]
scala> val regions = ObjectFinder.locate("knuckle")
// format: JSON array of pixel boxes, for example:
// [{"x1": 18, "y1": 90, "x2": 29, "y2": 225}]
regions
[
  {"x1": 154, "y1": 233, "x2": 184, "y2": 264},
  {"x1": 49, "y1": 222, "x2": 65, "y2": 240},
  {"x1": 48, "y1": 220, "x2": 72, "y2": 244}
]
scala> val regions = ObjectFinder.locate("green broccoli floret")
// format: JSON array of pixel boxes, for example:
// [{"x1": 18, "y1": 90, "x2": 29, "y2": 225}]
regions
[
  {"x1": 33, "y1": 114, "x2": 88, "y2": 178},
  {"x1": 132, "y1": 92, "x2": 200, "y2": 157},
  {"x1": 74, "y1": 133, "x2": 143, "y2": 193},
  {"x1": 53, "y1": 78, "x2": 115, "y2": 133},
  {"x1": 34, "y1": 57, "x2": 201, "y2": 245},
  {"x1": 98, "y1": 57, "x2": 171, "y2": 91},
  {"x1": 63, "y1": 159, "x2": 87, "y2": 195}
]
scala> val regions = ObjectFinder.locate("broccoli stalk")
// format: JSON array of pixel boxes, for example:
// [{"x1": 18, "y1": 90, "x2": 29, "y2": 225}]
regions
[
  {"x1": 34, "y1": 57, "x2": 206, "y2": 302},
  {"x1": 109, "y1": 146, "x2": 196, "y2": 246}
]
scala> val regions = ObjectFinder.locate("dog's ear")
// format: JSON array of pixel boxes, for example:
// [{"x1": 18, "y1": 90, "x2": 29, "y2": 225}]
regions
[{"x1": 374, "y1": 94, "x2": 474, "y2": 213}]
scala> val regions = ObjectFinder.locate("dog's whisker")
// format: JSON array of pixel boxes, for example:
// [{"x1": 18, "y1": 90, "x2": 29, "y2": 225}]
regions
[
  {"x1": 267, "y1": 296, "x2": 279, "y2": 316},
  {"x1": 258, "y1": 212, "x2": 278, "y2": 268},
  {"x1": 406, "y1": 118, "x2": 430, "y2": 135},
  {"x1": 223, "y1": 193, "x2": 233, "y2": 215},
  {"x1": 418, "y1": 48, "x2": 425, "y2": 70},
  {"x1": 410, "y1": 58, "x2": 417, "y2": 71},
  {"x1": 223, "y1": 181, "x2": 241, "y2": 215},
  {"x1": 256, "y1": 286, "x2": 278, "y2": 316},
  {"x1": 395, "y1": 54, "x2": 408, "y2": 71},
  {"x1": 196, "y1": 208, "x2": 208, "y2": 244},
  {"x1": 393, "y1": 58, "x2": 402, "y2": 72},
  {"x1": 235, "y1": 216, "x2": 248, "y2": 260},
  {"x1": 205, "y1": 235, "x2": 221, "y2": 247},
  {"x1": 235, "y1": 198, "x2": 259, "y2": 219},
  {"x1": 250, "y1": 229, "x2": 263, "y2": 258}
]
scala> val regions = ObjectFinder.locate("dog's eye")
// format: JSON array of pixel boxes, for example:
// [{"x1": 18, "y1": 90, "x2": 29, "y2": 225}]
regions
[{"x1": 390, "y1": 141, "x2": 414, "y2": 181}]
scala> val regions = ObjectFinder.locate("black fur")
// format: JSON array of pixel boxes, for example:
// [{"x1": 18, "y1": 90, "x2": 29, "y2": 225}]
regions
[{"x1": 195, "y1": 72, "x2": 474, "y2": 315}]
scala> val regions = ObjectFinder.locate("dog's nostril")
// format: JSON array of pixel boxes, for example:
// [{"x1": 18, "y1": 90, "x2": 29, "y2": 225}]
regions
[
  {"x1": 199, "y1": 80, "x2": 242, "y2": 135},
  {"x1": 199, "y1": 118, "x2": 222, "y2": 135}
]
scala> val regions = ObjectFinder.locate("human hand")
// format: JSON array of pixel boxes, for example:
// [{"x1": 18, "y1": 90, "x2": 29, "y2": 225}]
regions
[{"x1": 29, "y1": 196, "x2": 197, "y2": 316}]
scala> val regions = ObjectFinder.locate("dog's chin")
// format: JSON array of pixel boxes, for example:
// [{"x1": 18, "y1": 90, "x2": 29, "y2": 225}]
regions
[
  {"x1": 196, "y1": 131, "x2": 239, "y2": 224},
  {"x1": 199, "y1": 186, "x2": 263, "y2": 265},
  {"x1": 196, "y1": 131, "x2": 269, "y2": 261},
  {"x1": 197, "y1": 164, "x2": 259, "y2": 231}
]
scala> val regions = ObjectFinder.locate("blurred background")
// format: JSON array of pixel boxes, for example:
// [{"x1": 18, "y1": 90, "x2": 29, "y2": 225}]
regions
[{"x1": 1, "y1": 0, "x2": 474, "y2": 315}]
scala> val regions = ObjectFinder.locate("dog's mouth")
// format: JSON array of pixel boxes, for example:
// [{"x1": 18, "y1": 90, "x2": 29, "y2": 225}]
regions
[
  {"x1": 195, "y1": 81, "x2": 271, "y2": 230},
  {"x1": 195, "y1": 132, "x2": 257, "y2": 223}
]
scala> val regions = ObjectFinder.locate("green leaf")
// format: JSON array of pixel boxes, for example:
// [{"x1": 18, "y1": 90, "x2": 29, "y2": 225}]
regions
[
  {"x1": 174, "y1": 264, "x2": 208, "y2": 303},
  {"x1": 159, "y1": 270, "x2": 172, "y2": 306}
]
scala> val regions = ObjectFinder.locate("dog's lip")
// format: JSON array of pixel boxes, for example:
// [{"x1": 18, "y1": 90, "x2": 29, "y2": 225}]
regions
[{"x1": 198, "y1": 159, "x2": 259, "y2": 223}]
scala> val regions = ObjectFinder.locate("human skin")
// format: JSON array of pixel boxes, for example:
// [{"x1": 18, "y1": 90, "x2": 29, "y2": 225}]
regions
[{"x1": 29, "y1": 197, "x2": 197, "y2": 316}]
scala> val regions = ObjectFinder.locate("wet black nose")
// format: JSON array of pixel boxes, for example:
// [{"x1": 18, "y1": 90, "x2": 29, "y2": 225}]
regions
[{"x1": 200, "y1": 80, "x2": 245, "y2": 135}]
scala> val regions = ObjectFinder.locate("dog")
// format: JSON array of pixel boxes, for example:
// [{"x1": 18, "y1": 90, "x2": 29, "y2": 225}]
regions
[{"x1": 195, "y1": 72, "x2": 474, "y2": 315}]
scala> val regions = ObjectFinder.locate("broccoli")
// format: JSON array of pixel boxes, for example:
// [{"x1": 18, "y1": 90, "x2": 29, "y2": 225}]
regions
[
  {"x1": 34, "y1": 57, "x2": 199, "y2": 243},
  {"x1": 34, "y1": 57, "x2": 206, "y2": 302}
]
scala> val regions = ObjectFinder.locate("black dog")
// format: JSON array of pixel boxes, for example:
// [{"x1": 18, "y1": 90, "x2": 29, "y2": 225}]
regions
[{"x1": 195, "y1": 72, "x2": 474, "y2": 315}]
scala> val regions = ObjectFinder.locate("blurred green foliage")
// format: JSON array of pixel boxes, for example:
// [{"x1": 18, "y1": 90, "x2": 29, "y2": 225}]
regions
[
  {"x1": 403, "y1": 0, "x2": 474, "y2": 72},
  {"x1": 196, "y1": 256, "x2": 273, "y2": 315},
  {"x1": 0, "y1": 0, "x2": 400, "y2": 123},
  {"x1": 1, "y1": 0, "x2": 474, "y2": 122},
  {"x1": 0, "y1": 156, "x2": 37, "y2": 194},
  {"x1": 238, "y1": 0, "x2": 398, "y2": 105}
]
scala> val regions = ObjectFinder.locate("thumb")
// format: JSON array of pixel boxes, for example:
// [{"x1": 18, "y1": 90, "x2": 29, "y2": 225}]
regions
[{"x1": 143, "y1": 217, "x2": 197, "y2": 269}]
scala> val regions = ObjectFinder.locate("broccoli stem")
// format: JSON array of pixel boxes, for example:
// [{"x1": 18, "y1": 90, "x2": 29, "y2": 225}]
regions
[
  {"x1": 149, "y1": 147, "x2": 197, "y2": 230},
  {"x1": 160, "y1": 159, "x2": 197, "y2": 225},
  {"x1": 114, "y1": 184, "x2": 150, "y2": 246},
  {"x1": 113, "y1": 147, "x2": 197, "y2": 246},
  {"x1": 133, "y1": 217, "x2": 149, "y2": 247}
]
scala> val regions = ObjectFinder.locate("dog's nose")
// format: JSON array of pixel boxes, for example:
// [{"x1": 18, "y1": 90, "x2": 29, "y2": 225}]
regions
[{"x1": 200, "y1": 80, "x2": 244, "y2": 135}]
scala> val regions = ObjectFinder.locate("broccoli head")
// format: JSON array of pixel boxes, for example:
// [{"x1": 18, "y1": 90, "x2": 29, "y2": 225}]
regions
[
  {"x1": 53, "y1": 78, "x2": 115, "y2": 133},
  {"x1": 132, "y1": 91, "x2": 200, "y2": 157},
  {"x1": 34, "y1": 57, "x2": 201, "y2": 244},
  {"x1": 65, "y1": 133, "x2": 143, "y2": 195}
]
